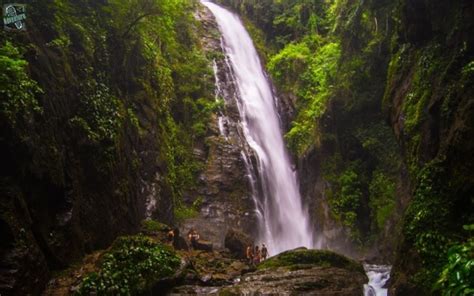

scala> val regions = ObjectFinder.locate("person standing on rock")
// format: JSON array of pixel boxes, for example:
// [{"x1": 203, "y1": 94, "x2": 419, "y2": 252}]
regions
[
  {"x1": 187, "y1": 228, "x2": 200, "y2": 249},
  {"x1": 246, "y1": 245, "x2": 253, "y2": 265},
  {"x1": 254, "y1": 245, "x2": 261, "y2": 264},
  {"x1": 261, "y1": 244, "x2": 268, "y2": 260}
]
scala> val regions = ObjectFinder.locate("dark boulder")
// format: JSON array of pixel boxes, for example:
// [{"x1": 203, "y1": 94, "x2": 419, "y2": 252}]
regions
[
  {"x1": 192, "y1": 239, "x2": 213, "y2": 252},
  {"x1": 220, "y1": 248, "x2": 368, "y2": 295},
  {"x1": 172, "y1": 228, "x2": 189, "y2": 251},
  {"x1": 224, "y1": 228, "x2": 253, "y2": 259}
]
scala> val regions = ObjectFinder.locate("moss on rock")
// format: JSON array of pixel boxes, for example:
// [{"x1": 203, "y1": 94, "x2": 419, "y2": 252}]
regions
[{"x1": 257, "y1": 247, "x2": 365, "y2": 274}]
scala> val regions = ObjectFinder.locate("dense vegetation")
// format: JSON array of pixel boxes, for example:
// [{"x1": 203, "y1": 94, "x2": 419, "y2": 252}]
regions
[
  {"x1": 79, "y1": 235, "x2": 180, "y2": 295},
  {"x1": 0, "y1": 0, "x2": 218, "y2": 294},
  {"x1": 0, "y1": 0, "x2": 472, "y2": 295}
]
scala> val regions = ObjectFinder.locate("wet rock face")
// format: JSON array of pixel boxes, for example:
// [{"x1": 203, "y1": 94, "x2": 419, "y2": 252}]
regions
[
  {"x1": 222, "y1": 266, "x2": 367, "y2": 295},
  {"x1": 386, "y1": 0, "x2": 474, "y2": 294},
  {"x1": 228, "y1": 249, "x2": 367, "y2": 295},
  {"x1": 179, "y1": 5, "x2": 259, "y2": 249},
  {"x1": 171, "y1": 248, "x2": 367, "y2": 296},
  {"x1": 224, "y1": 228, "x2": 253, "y2": 259}
]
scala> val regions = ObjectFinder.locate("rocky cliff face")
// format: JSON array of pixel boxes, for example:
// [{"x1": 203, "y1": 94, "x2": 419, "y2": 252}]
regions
[
  {"x1": 386, "y1": 0, "x2": 474, "y2": 293},
  {"x1": 178, "y1": 6, "x2": 260, "y2": 249}
]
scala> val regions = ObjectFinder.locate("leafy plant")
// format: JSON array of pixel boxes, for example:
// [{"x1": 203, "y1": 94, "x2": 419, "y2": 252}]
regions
[
  {"x1": 369, "y1": 172, "x2": 396, "y2": 231},
  {"x1": 0, "y1": 41, "x2": 42, "y2": 128},
  {"x1": 78, "y1": 235, "x2": 180, "y2": 295},
  {"x1": 435, "y1": 225, "x2": 474, "y2": 295},
  {"x1": 141, "y1": 220, "x2": 169, "y2": 233},
  {"x1": 174, "y1": 196, "x2": 203, "y2": 222},
  {"x1": 70, "y1": 79, "x2": 123, "y2": 144},
  {"x1": 325, "y1": 165, "x2": 363, "y2": 241},
  {"x1": 273, "y1": 40, "x2": 340, "y2": 155}
]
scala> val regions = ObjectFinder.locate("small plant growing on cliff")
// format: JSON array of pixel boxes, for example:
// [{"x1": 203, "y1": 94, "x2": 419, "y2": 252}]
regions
[
  {"x1": 0, "y1": 41, "x2": 42, "y2": 128},
  {"x1": 434, "y1": 225, "x2": 474, "y2": 296},
  {"x1": 78, "y1": 235, "x2": 180, "y2": 295}
]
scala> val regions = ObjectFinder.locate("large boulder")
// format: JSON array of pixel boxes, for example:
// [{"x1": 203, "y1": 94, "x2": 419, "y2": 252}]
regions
[
  {"x1": 220, "y1": 248, "x2": 368, "y2": 295},
  {"x1": 257, "y1": 247, "x2": 365, "y2": 273},
  {"x1": 224, "y1": 228, "x2": 253, "y2": 259}
]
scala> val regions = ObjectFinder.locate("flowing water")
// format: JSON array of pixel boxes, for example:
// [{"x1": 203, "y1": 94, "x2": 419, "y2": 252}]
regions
[
  {"x1": 364, "y1": 264, "x2": 392, "y2": 296},
  {"x1": 201, "y1": 1, "x2": 314, "y2": 255}
]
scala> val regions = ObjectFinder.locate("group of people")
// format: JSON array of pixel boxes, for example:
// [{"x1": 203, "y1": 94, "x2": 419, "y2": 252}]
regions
[
  {"x1": 167, "y1": 227, "x2": 202, "y2": 249},
  {"x1": 246, "y1": 243, "x2": 268, "y2": 265},
  {"x1": 169, "y1": 227, "x2": 269, "y2": 266}
]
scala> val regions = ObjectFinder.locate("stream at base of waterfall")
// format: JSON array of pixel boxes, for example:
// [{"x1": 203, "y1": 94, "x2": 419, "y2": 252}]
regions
[{"x1": 364, "y1": 264, "x2": 392, "y2": 296}]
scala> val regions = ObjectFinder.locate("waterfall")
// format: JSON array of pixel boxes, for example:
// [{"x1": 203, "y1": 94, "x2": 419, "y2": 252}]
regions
[{"x1": 202, "y1": 1, "x2": 314, "y2": 255}]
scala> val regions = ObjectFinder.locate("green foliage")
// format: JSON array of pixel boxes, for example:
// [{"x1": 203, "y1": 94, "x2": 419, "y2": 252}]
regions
[
  {"x1": 78, "y1": 235, "x2": 180, "y2": 295},
  {"x1": 242, "y1": 17, "x2": 273, "y2": 61},
  {"x1": 70, "y1": 80, "x2": 124, "y2": 144},
  {"x1": 402, "y1": 160, "x2": 455, "y2": 289},
  {"x1": 234, "y1": 0, "x2": 398, "y2": 248},
  {"x1": 369, "y1": 172, "x2": 396, "y2": 231},
  {"x1": 268, "y1": 41, "x2": 310, "y2": 92},
  {"x1": 402, "y1": 44, "x2": 442, "y2": 136},
  {"x1": 354, "y1": 122, "x2": 400, "y2": 173},
  {"x1": 435, "y1": 225, "x2": 474, "y2": 295},
  {"x1": 101, "y1": 0, "x2": 216, "y2": 217},
  {"x1": 330, "y1": 166, "x2": 362, "y2": 239},
  {"x1": 323, "y1": 159, "x2": 366, "y2": 242},
  {"x1": 141, "y1": 220, "x2": 169, "y2": 233},
  {"x1": 174, "y1": 196, "x2": 203, "y2": 222},
  {"x1": 189, "y1": 98, "x2": 224, "y2": 138},
  {"x1": 126, "y1": 108, "x2": 140, "y2": 130},
  {"x1": 272, "y1": 40, "x2": 340, "y2": 155},
  {"x1": 159, "y1": 114, "x2": 202, "y2": 208},
  {"x1": 0, "y1": 41, "x2": 42, "y2": 128}
]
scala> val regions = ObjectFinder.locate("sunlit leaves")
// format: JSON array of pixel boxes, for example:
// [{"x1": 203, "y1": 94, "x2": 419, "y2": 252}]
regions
[
  {"x1": 0, "y1": 41, "x2": 42, "y2": 128},
  {"x1": 435, "y1": 226, "x2": 474, "y2": 296},
  {"x1": 270, "y1": 40, "x2": 340, "y2": 155}
]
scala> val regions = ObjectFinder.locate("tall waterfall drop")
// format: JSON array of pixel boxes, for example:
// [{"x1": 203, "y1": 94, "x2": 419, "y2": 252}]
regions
[{"x1": 202, "y1": 1, "x2": 314, "y2": 255}]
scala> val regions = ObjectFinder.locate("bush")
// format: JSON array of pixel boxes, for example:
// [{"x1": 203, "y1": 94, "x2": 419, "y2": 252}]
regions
[
  {"x1": 174, "y1": 196, "x2": 203, "y2": 222},
  {"x1": 141, "y1": 220, "x2": 169, "y2": 233},
  {"x1": 78, "y1": 235, "x2": 181, "y2": 295},
  {"x1": 369, "y1": 172, "x2": 396, "y2": 231},
  {"x1": 0, "y1": 41, "x2": 42, "y2": 128},
  {"x1": 329, "y1": 166, "x2": 363, "y2": 239},
  {"x1": 435, "y1": 225, "x2": 474, "y2": 296}
]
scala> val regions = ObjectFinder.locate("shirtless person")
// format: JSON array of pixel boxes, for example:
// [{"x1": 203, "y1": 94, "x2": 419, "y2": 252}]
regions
[
  {"x1": 254, "y1": 245, "x2": 261, "y2": 264},
  {"x1": 187, "y1": 228, "x2": 200, "y2": 249},
  {"x1": 246, "y1": 245, "x2": 253, "y2": 265}
]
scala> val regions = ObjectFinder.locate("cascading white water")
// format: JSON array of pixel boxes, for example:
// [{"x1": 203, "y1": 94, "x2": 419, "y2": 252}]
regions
[
  {"x1": 364, "y1": 265, "x2": 392, "y2": 296},
  {"x1": 202, "y1": 1, "x2": 314, "y2": 255}
]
